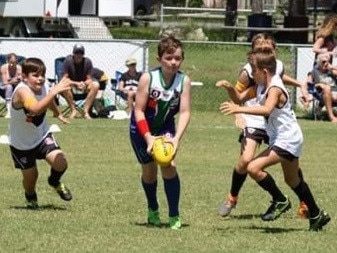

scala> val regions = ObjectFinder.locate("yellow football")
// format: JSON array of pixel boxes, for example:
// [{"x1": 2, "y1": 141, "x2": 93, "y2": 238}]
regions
[{"x1": 152, "y1": 136, "x2": 174, "y2": 167}]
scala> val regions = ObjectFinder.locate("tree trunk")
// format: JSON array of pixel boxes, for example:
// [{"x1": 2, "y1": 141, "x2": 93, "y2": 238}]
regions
[
  {"x1": 225, "y1": 0, "x2": 237, "y2": 26},
  {"x1": 288, "y1": 0, "x2": 306, "y2": 16},
  {"x1": 251, "y1": 0, "x2": 263, "y2": 14}
]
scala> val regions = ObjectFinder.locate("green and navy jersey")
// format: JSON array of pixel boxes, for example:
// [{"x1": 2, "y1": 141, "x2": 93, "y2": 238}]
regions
[{"x1": 131, "y1": 67, "x2": 185, "y2": 135}]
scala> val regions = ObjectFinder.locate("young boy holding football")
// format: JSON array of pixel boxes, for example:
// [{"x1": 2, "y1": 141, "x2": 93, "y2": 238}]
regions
[{"x1": 129, "y1": 34, "x2": 191, "y2": 229}]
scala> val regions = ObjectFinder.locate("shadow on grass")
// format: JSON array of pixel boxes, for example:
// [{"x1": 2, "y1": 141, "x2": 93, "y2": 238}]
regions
[
  {"x1": 246, "y1": 224, "x2": 303, "y2": 233},
  {"x1": 10, "y1": 204, "x2": 67, "y2": 211},
  {"x1": 229, "y1": 213, "x2": 262, "y2": 220},
  {"x1": 133, "y1": 222, "x2": 190, "y2": 229},
  {"x1": 215, "y1": 224, "x2": 302, "y2": 234}
]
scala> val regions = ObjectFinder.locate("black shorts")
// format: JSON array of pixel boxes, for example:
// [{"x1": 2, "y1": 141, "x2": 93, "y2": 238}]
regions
[
  {"x1": 10, "y1": 133, "x2": 60, "y2": 170},
  {"x1": 238, "y1": 127, "x2": 269, "y2": 145},
  {"x1": 270, "y1": 145, "x2": 298, "y2": 161},
  {"x1": 99, "y1": 81, "x2": 106, "y2": 91}
]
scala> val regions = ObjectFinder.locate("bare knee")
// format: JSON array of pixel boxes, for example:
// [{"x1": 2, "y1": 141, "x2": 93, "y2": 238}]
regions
[
  {"x1": 88, "y1": 81, "x2": 99, "y2": 93},
  {"x1": 246, "y1": 163, "x2": 265, "y2": 181},
  {"x1": 47, "y1": 150, "x2": 68, "y2": 171},
  {"x1": 237, "y1": 154, "x2": 253, "y2": 172}
]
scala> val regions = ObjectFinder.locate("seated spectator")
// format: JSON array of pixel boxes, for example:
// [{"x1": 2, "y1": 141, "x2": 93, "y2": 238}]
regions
[
  {"x1": 92, "y1": 67, "x2": 109, "y2": 95},
  {"x1": 305, "y1": 52, "x2": 337, "y2": 123},
  {"x1": 118, "y1": 58, "x2": 142, "y2": 115},
  {"x1": 0, "y1": 53, "x2": 22, "y2": 118},
  {"x1": 91, "y1": 67, "x2": 109, "y2": 115},
  {"x1": 61, "y1": 44, "x2": 99, "y2": 119}
]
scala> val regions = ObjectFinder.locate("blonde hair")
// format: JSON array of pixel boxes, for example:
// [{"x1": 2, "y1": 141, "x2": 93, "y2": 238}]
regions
[
  {"x1": 251, "y1": 33, "x2": 276, "y2": 50},
  {"x1": 316, "y1": 13, "x2": 337, "y2": 39},
  {"x1": 248, "y1": 33, "x2": 276, "y2": 59}
]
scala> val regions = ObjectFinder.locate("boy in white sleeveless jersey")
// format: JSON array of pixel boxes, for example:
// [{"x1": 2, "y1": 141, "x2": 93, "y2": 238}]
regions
[
  {"x1": 218, "y1": 48, "x2": 330, "y2": 231},
  {"x1": 8, "y1": 58, "x2": 73, "y2": 209},
  {"x1": 216, "y1": 33, "x2": 309, "y2": 219}
]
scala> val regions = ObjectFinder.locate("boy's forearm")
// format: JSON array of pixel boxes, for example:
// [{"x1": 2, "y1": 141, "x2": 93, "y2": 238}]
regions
[{"x1": 175, "y1": 111, "x2": 191, "y2": 141}]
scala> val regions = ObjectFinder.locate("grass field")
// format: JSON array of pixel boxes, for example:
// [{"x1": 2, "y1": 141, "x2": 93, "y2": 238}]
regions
[{"x1": 0, "y1": 110, "x2": 336, "y2": 253}]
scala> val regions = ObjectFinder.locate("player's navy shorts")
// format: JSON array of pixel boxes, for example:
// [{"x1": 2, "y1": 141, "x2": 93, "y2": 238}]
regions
[
  {"x1": 238, "y1": 127, "x2": 269, "y2": 145},
  {"x1": 130, "y1": 120, "x2": 175, "y2": 165},
  {"x1": 10, "y1": 133, "x2": 60, "y2": 170}
]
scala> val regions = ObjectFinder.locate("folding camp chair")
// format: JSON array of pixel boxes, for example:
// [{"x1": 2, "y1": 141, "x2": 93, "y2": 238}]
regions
[
  {"x1": 48, "y1": 56, "x2": 86, "y2": 117},
  {"x1": 307, "y1": 82, "x2": 337, "y2": 120},
  {"x1": 0, "y1": 54, "x2": 25, "y2": 66},
  {"x1": 0, "y1": 88, "x2": 6, "y2": 116},
  {"x1": 110, "y1": 70, "x2": 128, "y2": 110},
  {"x1": 0, "y1": 56, "x2": 7, "y2": 116},
  {"x1": 62, "y1": 89, "x2": 87, "y2": 117}
]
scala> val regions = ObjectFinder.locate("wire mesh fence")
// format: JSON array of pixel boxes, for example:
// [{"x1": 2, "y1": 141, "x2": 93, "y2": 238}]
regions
[
  {"x1": 0, "y1": 38, "x2": 305, "y2": 112},
  {"x1": 147, "y1": 40, "x2": 299, "y2": 112}
]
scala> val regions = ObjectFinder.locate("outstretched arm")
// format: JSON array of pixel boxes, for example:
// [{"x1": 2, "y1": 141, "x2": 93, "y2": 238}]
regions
[
  {"x1": 14, "y1": 77, "x2": 72, "y2": 116},
  {"x1": 216, "y1": 80, "x2": 255, "y2": 104},
  {"x1": 220, "y1": 86, "x2": 281, "y2": 116},
  {"x1": 283, "y1": 74, "x2": 309, "y2": 106}
]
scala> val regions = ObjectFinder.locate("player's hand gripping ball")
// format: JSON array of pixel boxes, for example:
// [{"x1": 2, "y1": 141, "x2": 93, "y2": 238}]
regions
[{"x1": 152, "y1": 136, "x2": 174, "y2": 167}]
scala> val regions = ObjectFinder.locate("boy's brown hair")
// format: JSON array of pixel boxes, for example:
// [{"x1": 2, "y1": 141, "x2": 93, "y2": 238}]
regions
[
  {"x1": 22, "y1": 58, "x2": 46, "y2": 77},
  {"x1": 158, "y1": 34, "x2": 184, "y2": 59},
  {"x1": 250, "y1": 47, "x2": 276, "y2": 76}
]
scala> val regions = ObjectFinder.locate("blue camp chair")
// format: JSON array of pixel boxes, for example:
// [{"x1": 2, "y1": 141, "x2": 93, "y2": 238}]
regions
[
  {"x1": 307, "y1": 82, "x2": 337, "y2": 120},
  {"x1": 0, "y1": 88, "x2": 6, "y2": 116},
  {"x1": 48, "y1": 56, "x2": 86, "y2": 117},
  {"x1": 110, "y1": 70, "x2": 128, "y2": 110}
]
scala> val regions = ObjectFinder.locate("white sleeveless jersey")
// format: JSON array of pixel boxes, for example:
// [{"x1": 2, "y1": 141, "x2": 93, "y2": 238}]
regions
[
  {"x1": 256, "y1": 75, "x2": 303, "y2": 157},
  {"x1": 9, "y1": 82, "x2": 50, "y2": 150},
  {"x1": 242, "y1": 60, "x2": 284, "y2": 129}
]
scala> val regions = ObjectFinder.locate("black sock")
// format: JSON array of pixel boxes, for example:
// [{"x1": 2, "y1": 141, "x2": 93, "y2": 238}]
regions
[
  {"x1": 163, "y1": 175, "x2": 180, "y2": 217},
  {"x1": 292, "y1": 180, "x2": 320, "y2": 218},
  {"x1": 298, "y1": 168, "x2": 304, "y2": 181},
  {"x1": 257, "y1": 173, "x2": 287, "y2": 202},
  {"x1": 48, "y1": 168, "x2": 65, "y2": 187},
  {"x1": 230, "y1": 169, "x2": 247, "y2": 197},
  {"x1": 25, "y1": 192, "x2": 37, "y2": 201},
  {"x1": 141, "y1": 178, "x2": 159, "y2": 212}
]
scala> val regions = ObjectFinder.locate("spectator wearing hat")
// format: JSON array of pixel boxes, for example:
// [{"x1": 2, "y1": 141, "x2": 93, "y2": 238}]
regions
[
  {"x1": 61, "y1": 44, "x2": 99, "y2": 119},
  {"x1": 118, "y1": 58, "x2": 142, "y2": 115}
]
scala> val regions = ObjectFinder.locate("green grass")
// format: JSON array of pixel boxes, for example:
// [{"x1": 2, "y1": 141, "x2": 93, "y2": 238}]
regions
[
  {"x1": 0, "y1": 112, "x2": 336, "y2": 253},
  {"x1": 110, "y1": 26, "x2": 240, "y2": 42}
]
